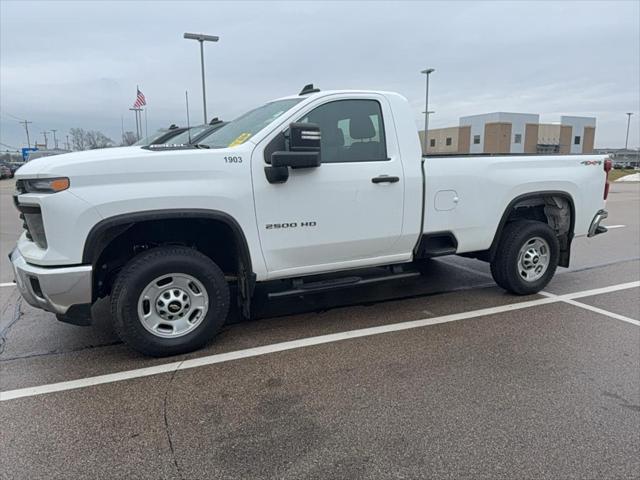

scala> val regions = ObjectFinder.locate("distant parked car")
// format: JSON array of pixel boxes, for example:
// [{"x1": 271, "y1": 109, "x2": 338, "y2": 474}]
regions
[
  {"x1": 0, "y1": 164, "x2": 12, "y2": 179},
  {"x1": 133, "y1": 124, "x2": 188, "y2": 146},
  {"x1": 7, "y1": 162, "x2": 23, "y2": 175}
]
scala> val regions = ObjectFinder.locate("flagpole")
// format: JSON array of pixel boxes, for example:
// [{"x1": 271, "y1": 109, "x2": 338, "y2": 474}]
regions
[
  {"x1": 136, "y1": 85, "x2": 141, "y2": 141},
  {"x1": 144, "y1": 108, "x2": 148, "y2": 138},
  {"x1": 129, "y1": 108, "x2": 139, "y2": 140}
]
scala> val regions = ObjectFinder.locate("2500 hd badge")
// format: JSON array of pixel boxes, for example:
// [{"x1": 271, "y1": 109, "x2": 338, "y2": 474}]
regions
[{"x1": 265, "y1": 221, "x2": 317, "y2": 229}]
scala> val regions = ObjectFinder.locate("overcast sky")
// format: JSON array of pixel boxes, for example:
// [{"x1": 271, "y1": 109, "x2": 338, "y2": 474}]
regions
[{"x1": 1, "y1": 0, "x2": 639, "y2": 150}]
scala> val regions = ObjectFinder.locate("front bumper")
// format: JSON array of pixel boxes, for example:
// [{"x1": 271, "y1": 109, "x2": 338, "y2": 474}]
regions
[
  {"x1": 9, "y1": 248, "x2": 92, "y2": 315},
  {"x1": 588, "y1": 209, "x2": 608, "y2": 237}
]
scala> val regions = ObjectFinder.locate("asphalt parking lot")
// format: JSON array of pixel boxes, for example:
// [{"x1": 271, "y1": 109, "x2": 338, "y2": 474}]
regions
[{"x1": 0, "y1": 178, "x2": 638, "y2": 480}]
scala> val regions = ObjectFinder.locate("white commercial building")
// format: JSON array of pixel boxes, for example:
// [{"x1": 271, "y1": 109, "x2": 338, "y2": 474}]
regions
[{"x1": 459, "y1": 112, "x2": 540, "y2": 154}]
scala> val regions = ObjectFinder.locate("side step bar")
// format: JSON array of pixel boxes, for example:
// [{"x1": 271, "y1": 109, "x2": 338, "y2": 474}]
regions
[{"x1": 268, "y1": 270, "x2": 420, "y2": 299}]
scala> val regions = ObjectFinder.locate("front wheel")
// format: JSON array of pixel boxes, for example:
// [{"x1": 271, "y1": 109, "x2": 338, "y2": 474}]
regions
[
  {"x1": 490, "y1": 220, "x2": 559, "y2": 295},
  {"x1": 110, "y1": 246, "x2": 230, "y2": 356}
]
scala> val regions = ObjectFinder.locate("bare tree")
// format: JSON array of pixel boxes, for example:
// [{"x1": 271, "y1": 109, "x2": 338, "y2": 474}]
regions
[
  {"x1": 121, "y1": 131, "x2": 138, "y2": 146},
  {"x1": 85, "y1": 131, "x2": 114, "y2": 149},
  {"x1": 69, "y1": 128, "x2": 88, "y2": 151},
  {"x1": 70, "y1": 129, "x2": 114, "y2": 150}
]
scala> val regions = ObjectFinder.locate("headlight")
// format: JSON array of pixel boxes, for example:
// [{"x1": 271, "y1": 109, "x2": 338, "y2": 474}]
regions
[{"x1": 22, "y1": 177, "x2": 70, "y2": 193}]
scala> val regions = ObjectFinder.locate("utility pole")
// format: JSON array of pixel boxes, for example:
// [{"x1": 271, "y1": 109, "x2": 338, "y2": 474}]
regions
[
  {"x1": 625, "y1": 112, "x2": 634, "y2": 150},
  {"x1": 66, "y1": 135, "x2": 70, "y2": 151},
  {"x1": 51, "y1": 129, "x2": 58, "y2": 149},
  {"x1": 184, "y1": 32, "x2": 219, "y2": 124},
  {"x1": 421, "y1": 68, "x2": 435, "y2": 154},
  {"x1": 41, "y1": 131, "x2": 49, "y2": 149},
  {"x1": 20, "y1": 120, "x2": 32, "y2": 148}
]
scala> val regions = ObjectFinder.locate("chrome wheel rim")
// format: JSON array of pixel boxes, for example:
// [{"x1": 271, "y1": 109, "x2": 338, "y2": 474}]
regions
[
  {"x1": 517, "y1": 236, "x2": 550, "y2": 282},
  {"x1": 137, "y1": 273, "x2": 209, "y2": 338}
]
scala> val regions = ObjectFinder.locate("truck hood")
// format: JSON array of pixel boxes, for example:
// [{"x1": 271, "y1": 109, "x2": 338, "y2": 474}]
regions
[
  {"x1": 15, "y1": 147, "x2": 153, "y2": 179},
  {"x1": 15, "y1": 145, "x2": 251, "y2": 181}
]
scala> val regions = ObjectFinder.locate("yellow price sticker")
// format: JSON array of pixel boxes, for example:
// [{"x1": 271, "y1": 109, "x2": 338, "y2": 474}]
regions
[{"x1": 228, "y1": 132, "x2": 252, "y2": 147}]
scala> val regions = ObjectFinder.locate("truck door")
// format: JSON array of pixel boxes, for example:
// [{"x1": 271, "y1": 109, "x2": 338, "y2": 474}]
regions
[{"x1": 252, "y1": 95, "x2": 405, "y2": 278}]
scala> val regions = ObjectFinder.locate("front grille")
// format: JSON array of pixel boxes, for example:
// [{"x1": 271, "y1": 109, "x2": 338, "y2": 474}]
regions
[{"x1": 16, "y1": 204, "x2": 47, "y2": 249}]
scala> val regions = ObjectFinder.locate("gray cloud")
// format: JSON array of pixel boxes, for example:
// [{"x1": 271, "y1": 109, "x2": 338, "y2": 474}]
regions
[{"x1": 1, "y1": 0, "x2": 638, "y2": 150}]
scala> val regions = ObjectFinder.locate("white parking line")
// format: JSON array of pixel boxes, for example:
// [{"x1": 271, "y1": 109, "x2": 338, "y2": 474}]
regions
[
  {"x1": 540, "y1": 290, "x2": 640, "y2": 327},
  {"x1": 1, "y1": 280, "x2": 638, "y2": 402},
  {"x1": 0, "y1": 282, "x2": 15, "y2": 288}
]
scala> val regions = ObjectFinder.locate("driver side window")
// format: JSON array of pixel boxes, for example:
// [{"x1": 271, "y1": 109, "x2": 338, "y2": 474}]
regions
[{"x1": 299, "y1": 99, "x2": 388, "y2": 163}]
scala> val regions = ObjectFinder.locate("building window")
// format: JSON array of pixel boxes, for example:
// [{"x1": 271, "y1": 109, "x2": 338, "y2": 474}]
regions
[
  {"x1": 473, "y1": 135, "x2": 481, "y2": 144},
  {"x1": 574, "y1": 136, "x2": 581, "y2": 145},
  {"x1": 430, "y1": 139, "x2": 436, "y2": 147},
  {"x1": 514, "y1": 133, "x2": 522, "y2": 144},
  {"x1": 446, "y1": 137, "x2": 452, "y2": 146}
]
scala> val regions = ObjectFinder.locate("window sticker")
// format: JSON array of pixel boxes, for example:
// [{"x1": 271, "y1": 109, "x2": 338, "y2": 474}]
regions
[{"x1": 228, "y1": 132, "x2": 252, "y2": 147}]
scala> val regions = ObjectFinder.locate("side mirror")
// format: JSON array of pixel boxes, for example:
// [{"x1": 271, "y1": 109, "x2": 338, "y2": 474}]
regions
[{"x1": 265, "y1": 122, "x2": 322, "y2": 184}]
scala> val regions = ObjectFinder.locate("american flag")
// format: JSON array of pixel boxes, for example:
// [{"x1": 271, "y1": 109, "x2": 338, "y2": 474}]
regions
[{"x1": 133, "y1": 88, "x2": 146, "y2": 108}]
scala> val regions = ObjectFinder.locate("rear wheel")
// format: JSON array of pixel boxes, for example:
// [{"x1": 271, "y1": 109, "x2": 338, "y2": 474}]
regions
[
  {"x1": 111, "y1": 246, "x2": 230, "y2": 356},
  {"x1": 490, "y1": 220, "x2": 559, "y2": 295}
]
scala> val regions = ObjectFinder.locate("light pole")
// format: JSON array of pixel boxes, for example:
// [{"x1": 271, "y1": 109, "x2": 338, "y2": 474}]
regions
[
  {"x1": 421, "y1": 68, "x2": 435, "y2": 154},
  {"x1": 422, "y1": 110, "x2": 435, "y2": 151},
  {"x1": 184, "y1": 32, "x2": 219, "y2": 124},
  {"x1": 625, "y1": 112, "x2": 633, "y2": 150}
]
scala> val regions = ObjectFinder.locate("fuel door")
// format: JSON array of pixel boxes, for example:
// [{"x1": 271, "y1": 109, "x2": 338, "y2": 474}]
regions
[{"x1": 434, "y1": 190, "x2": 459, "y2": 211}]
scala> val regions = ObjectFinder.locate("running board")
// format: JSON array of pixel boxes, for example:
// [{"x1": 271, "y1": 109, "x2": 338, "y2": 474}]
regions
[{"x1": 268, "y1": 270, "x2": 421, "y2": 299}]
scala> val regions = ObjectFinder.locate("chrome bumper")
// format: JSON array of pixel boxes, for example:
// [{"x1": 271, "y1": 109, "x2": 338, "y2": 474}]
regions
[
  {"x1": 9, "y1": 248, "x2": 92, "y2": 315},
  {"x1": 588, "y1": 209, "x2": 608, "y2": 237}
]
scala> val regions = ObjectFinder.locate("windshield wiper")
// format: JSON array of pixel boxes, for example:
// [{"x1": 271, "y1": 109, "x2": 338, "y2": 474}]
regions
[{"x1": 143, "y1": 143, "x2": 209, "y2": 151}]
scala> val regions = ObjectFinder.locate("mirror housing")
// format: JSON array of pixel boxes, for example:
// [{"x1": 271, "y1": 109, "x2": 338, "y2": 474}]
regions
[
  {"x1": 271, "y1": 151, "x2": 320, "y2": 169},
  {"x1": 288, "y1": 122, "x2": 321, "y2": 152},
  {"x1": 265, "y1": 122, "x2": 322, "y2": 184}
]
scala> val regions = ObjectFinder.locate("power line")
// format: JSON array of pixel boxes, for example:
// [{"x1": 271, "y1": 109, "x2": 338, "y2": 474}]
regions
[{"x1": 0, "y1": 111, "x2": 26, "y2": 121}]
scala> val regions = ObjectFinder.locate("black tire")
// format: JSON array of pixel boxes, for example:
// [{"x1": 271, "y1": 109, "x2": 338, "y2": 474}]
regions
[
  {"x1": 490, "y1": 220, "x2": 559, "y2": 295},
  {"x1": 110, "y1": 246, "x2": 230, "y2": 357}
]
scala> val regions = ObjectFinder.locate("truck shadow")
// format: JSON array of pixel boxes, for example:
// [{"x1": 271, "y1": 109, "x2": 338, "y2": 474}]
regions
[{"x1": 88, "y1": 259, "x2": 493, "y2": 339}]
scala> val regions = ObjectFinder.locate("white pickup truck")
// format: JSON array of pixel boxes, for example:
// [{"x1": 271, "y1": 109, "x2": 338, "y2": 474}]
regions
[{"x1": 10, "y1": 86, "x2": 611, "y2": 356}]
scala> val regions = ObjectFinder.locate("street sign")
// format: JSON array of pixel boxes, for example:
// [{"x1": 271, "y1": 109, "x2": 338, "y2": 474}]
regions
[{"x1": 22, "y1": 147, "x2": 38, "y2": 161}]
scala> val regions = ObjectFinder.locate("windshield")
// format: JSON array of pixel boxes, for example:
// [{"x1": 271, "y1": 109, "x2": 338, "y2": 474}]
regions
[
  {"x1": 133, "y1": 128, "x2": 169, "y2": 146},
  {"x1": 164, "y1": 125, "x2": 211, "y2": 145},
  {"x1": 201, "y1": 98, "x2": 303, "y2": 148}
]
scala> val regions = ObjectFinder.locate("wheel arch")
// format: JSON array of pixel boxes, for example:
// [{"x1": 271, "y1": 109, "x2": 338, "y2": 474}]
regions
[
  {"x1": 488, "y1": 191, "x2": 576, "y2": 268},
  {"x1": 83, "y1": 209, "x2": 255, "y2": 316}
]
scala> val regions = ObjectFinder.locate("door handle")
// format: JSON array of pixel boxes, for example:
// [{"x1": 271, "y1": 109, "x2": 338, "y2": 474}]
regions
[{"x1": 371, "y1": 175, "x2": 400, "y2": 184}]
